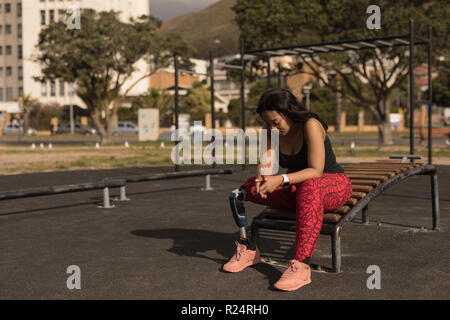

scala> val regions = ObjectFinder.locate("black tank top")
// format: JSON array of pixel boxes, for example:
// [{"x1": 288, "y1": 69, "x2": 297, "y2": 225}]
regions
[{"x1": 279, "y1": 135, "x2": 344, "y2": 174}]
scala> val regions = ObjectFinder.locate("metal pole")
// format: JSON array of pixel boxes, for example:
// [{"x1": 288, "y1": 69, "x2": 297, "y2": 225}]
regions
[
  {"x1": 202, "y1": 174, "x2": 214, "y2": 191},
  {"x1": 240, "y1": 37, "x2": 246, "y2": 171},
  {"x1": 267, "y1": 55, "x2": 271, "y2": 89},
  {"x1": 119, "y1": 185, "x2": 129, "y2": 201},
  {"x1": 209, "y1": 50, "x2": 216, "y2": 169},
  {"x1": 431, "y1": 173, "x2": 440, "y2": 230},
  {"x1": 427, "y1": 26, "x2": 432, "y2": 165},
  {"x1": 174, "y1": 55, "x2": 180, "y2": 172},
  {"x1": 409, "y1": 19, "x2": 415, "y2": 159},
  {"x1": 103, "y1": 187, "x2": 111, "y2": 208},
  {"x1": 70, "y1": 103, "x2": 74, "y2": 134}
]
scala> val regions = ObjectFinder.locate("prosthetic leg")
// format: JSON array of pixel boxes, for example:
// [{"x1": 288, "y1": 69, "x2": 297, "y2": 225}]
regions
[{"x1": 229, "y1": 188, "x2": 256, "y2": 250}]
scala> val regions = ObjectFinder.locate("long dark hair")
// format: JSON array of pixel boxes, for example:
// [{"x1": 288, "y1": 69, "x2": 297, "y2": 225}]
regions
[{"x1": 256, "y1": 88, "x2": 328, "y2": 131}]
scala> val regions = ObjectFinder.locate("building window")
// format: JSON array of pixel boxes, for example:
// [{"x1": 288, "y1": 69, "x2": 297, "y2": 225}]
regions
[
  {"x1": 18, "y1": 87, "x2": 23, "y2": 96},
  {"x1": 6, "y1": 67, "x2": 12, "y2": 76},
  {"x1": 59, "y1": 80, "x2": 65, "y2": 96},
  {"x1": 17, "y1": 24, "x2": 22, "y2": 38},
  {"x1": 49, "y1": 10, "x2": 55, "y2": 23},
  {"x1": 18, "y1": 45, "x2": 22, "y2": 59},
  {"x1": 0, "y1": 26, "x2": 3, "y2": 34},
  {"x1": 17, "y1": 3, "x2": 22, "y2": 17},
  {"x1": 41, "y1": 10, "x2": 46, "y2": 25},
  {"x1": 6, "y1": 46, "x2": 12, "y2": 55},
  {"x1": 18, "y1": 66, "x2": 23, "y2": 80},
  {"x1": 5, "y1": 3, "x2": 11, "y2": 14},
  {"x1": 0, "y1": 88, "x2": 3, "y2": 101},
  {"x1": 0, "y1": 5, "x2": 2, "y2": 14},
  {"x1": 5, "y1": 25, "x2": 11, "y2": 35},
  {"x1": 0, "y1": 46, "x2": 3, "y2": 55},
  {"x1": 41, "y1": 82, "x2": 47, "y2": 96},
  {"x1": 6, "y1": 88, "x2": 13, "y2": 101},
  {"x1": 0, "y1": 68, "x2": 3, "y2": 76},
  {"x1": 50, "y1": 80, "x2": 56, "y2": 96}
]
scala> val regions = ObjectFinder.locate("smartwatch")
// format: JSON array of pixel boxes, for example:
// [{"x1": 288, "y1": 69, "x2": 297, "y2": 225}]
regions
[{"x1": 281, "y1": 174, "x2": 290, "y2": 188}]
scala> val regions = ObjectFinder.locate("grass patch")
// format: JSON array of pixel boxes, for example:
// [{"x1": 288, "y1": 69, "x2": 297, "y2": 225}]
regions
[{"x1": 0, "y1": 142, "x2": 448, "y2": 175}]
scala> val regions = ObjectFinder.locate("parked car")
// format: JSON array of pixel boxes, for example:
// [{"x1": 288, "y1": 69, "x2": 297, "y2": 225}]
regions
[
  {"x1": 2, "y1": 123, "x2": 36, "y2": 136},
  {"x1": 56, "y1": 123, "x2": 97, "y2": 135},
  {"x1": 113, "y1": 121, "x2": 138, "y2": 135},
  {"x1": 189, "y1": 123, "x2": 207, "y2": 135}
]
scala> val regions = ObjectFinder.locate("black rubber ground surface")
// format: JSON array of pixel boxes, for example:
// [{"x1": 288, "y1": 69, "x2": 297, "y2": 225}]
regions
[{"x1": 0, "y1": 164, "x2": 449, "y2": 299}]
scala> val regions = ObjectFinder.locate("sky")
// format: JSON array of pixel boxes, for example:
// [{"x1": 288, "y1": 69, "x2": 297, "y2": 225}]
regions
[{"x1": 150, "y1": 0, "x2": 219, "y2": 21}]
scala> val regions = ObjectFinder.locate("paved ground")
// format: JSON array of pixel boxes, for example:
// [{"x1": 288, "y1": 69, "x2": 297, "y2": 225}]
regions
[{"x1": 0, "y1": 164, "x2": 449, "y2": 299}]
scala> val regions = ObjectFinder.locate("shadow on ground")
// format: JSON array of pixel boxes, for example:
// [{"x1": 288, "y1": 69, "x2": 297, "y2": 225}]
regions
[{"x1": 131, "y1": 228, "x2": 284, "y2": 288}]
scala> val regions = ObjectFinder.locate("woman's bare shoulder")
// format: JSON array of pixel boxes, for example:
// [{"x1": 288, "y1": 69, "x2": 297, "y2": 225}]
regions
[{"x1": 304, "y1": 118, "x2": 326, "y2": 140}]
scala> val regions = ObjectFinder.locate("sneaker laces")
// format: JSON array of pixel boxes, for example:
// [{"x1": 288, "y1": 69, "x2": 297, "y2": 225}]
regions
[
  {"x1": 233, "y1": 241, "x2": 247, "y2": 261},
  {"x1": 283, "y1": 260, "x2": 300, "y2": 278}
]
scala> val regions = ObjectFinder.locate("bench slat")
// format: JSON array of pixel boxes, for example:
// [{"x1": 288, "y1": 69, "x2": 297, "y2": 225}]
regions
[
  {"x1": 346, "y1": 167, "x2": 409, "y2": 174},
  {"x1": 344, "y1": 169, "x2": 397, "y2": 176},
  {"x1": 331, "y1": 206, "x2": 351, "y2": 214},
  {"x1": 343, "y1": 165, "x2": 405, "y2": 172},
  {"x1": 323, "y1": 214, "x2": 342, "y2": 223},
  {"x1": 356, "y1": 163, "x2": 422, "y2": 168},
  {"x1": 346, "y1": 198, "x2": 358, "y2": 205},
  {"x1": 344, "y1": 162, "x2": 419, "y2": 167},
  {"x1": 346, "y1": 173, "x2": 389, "y2": 181},
  {"x1": 375, "y1": 160, "x2": 424, "y2": 166},
  {"x1": 352, "y1": 191, "x2": 367, "y2": 198},
  {"x1": 349, "y1": 179, "x2": 381, "y2": 187},
  {"x1": 352, "y1": 185, "x2": 373, "y2": 193}
]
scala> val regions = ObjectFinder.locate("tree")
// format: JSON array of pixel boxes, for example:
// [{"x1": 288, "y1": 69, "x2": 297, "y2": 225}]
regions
[
  {"x1": 309, "y1": 84, "x2": 336, "y2": 127},
  {"x1": 180, "y1": 82, "x2": 212, "y2": 121},
  {"x1": 430, "y1": 61, "x2": 450, "y2": 108},
  {"x1": 19, "y1": 93, "x2": 39, "y2": 133},
  {"x1": 35, "y1": 9, "x2": 194, "y2": 143},
  {"x1": 233, "y1": 0, "x2": 449, "y2": 144}
]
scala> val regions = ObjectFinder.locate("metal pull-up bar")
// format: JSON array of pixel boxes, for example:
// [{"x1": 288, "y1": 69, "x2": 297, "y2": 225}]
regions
[
  {"x1": 238, "y1": 20, "x2": 434, "y2": 166},
  {"x1": 178, "y1": 69, "x2": 209, "y2": 77},
  {"x1": 214, "y1": 63, "x2": 243, "y2": 70}
]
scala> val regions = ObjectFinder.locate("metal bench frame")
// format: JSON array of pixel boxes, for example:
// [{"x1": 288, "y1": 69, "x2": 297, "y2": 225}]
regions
[
  {"x1": 250, "y1": 163, "x2": 440, "y2": 273},
  {"x1": 0, "y1": 169, "x2": 233, "y2": 213}
]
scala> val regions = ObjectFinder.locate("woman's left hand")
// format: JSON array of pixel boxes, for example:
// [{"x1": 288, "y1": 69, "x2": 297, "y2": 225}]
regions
[{"x1": 258, "y1": 175, "x2": 283, "y2": 198}]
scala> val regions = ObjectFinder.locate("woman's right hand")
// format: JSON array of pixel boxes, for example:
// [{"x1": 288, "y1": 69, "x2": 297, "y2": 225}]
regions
[{"x1": 255, "y1": 176, "x2": 262, "y2": 195}]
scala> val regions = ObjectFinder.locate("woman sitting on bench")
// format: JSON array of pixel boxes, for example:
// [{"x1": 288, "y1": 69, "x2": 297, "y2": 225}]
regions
[{"x1": 224, "y1": 88, "x2": 353, "y2": 291}]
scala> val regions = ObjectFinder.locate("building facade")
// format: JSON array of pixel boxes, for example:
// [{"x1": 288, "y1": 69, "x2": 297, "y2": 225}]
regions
[{"x1": 0, "y1": 0, "x2": 150, "y2": 113}]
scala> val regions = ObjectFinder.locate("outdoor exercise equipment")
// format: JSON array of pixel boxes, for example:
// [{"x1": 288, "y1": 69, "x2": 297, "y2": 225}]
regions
[
  {"x1": 239, "y1": 19, "x2": 434, "y2": 165},
  {"x1": 250, "y1": 160, "x2": 439, "y2": 273},
  {"x1": 0, "y1": 169, "x2": 232, "y2": 214},
  {"x1": 233, "y1": 20, "x2": 440, "y2": 272}
]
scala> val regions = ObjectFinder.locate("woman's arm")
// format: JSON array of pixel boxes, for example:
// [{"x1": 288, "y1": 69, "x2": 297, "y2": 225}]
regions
[
  {"x1": 258, "y1": 118, "x2": 326, "y2": 195},
  {"x1": 285, "y1": 118, "x2": 326, "y2": 184},
  {"x1": 256, "y1": 123, "x2": 274, "y2": 195}
]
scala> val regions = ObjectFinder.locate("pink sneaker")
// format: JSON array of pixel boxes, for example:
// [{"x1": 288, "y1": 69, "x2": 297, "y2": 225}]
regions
[
  {"x1": 274, "y1": 259, "x2": 311, "y2": 291},
  {"x1": 223, "y1": 241, "x2": 261, "y2": 273}
]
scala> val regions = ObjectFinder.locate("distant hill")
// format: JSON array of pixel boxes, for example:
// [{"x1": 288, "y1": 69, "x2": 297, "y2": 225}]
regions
[{"x1": 158, "y1": 0, "x2": 240, "y2": 59}]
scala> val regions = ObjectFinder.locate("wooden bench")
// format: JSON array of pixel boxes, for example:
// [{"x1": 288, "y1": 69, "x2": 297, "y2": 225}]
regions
[{"x1": 250, "y1": 160, "x2": 440, "y2": 273}]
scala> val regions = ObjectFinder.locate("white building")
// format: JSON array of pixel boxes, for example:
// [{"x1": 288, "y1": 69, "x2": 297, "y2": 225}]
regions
[{"x1": 0, "y1": 0, "x2": 151, "y2": 113}]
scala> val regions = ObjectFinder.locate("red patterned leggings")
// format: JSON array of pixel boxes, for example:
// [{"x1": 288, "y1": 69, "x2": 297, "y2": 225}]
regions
[{"x1": 240, "y1": 173, "x2": 352, "y2": 262}]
